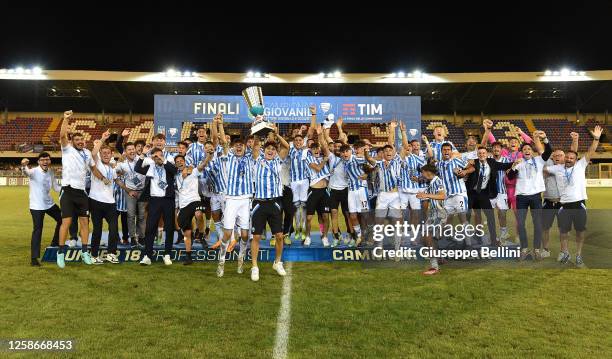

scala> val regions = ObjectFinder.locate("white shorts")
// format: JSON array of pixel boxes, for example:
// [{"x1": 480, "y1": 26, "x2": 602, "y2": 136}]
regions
[
  {"x1": 376, "y1": 191, "x2": 402, "y2": 218},
  {"x1": 444, "y1": 193, "x2": 468, "y2": 215},
  {"x1": 490, "y1": 192, "x2": 509, "y2": 210},
  {"x1": 399, "y1": 191, "x2": 422, "y2": 210},
  {"x1": 348, "y1": 187, "x2": 370, "y2": 213},
  {"x1": 223, "y1": 197, "x2": 251, "y2": 230},
  {"x1": 290, "y1": 179, "x2": 309, "y2": 203},
  {"x1": 210, "y1": 193, "x2": 225, "y2": 212}
]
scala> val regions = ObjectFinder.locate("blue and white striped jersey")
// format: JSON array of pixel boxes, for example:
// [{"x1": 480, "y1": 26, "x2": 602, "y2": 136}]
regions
[
  {"x1": 225, "y1": 153, "x2": 254, "y2": 197},
  {"x1": 305, "y1": 152, "x2": 331, "y2": 186},
  {"x1": 289, "y1": 145, "x2": 310, "y2": 182},
  {"x1": 400, "y1": 154, "x2": 426, "y2": 191},
  {"x1": 186, "y1": 141, "x2": 206, "y2": 167},
  {"x1": 345, "y1": 155, "x2": 368, "y2": 191},
  {"x1": 436, "y1": 158, "x2": 467, "y2": 195},
  {"x1": 205, "y1": 155, "x2": 228, "y2": 194},
  {"x1": 494, "y1": 156, "x2": 510, "y2": 194},
  {"x1": 430, "y1": 140, "x2": 457, "y2": 162},
  {"x1": 376, "y1": 158, "x2": 402, "y2": 192},
  {"x1": 254, "y1": 157, "x2": 283, "y2": 199},
  {"x1": 426, "y1": 176, "x2": 446, "y2": 216}
]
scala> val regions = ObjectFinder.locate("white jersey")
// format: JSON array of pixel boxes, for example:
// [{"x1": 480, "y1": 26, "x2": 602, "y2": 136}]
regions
[
  {"x1": 175, "y1": 168, "x2": 202, "y2": 208},
  {"x1": 61, "y1": 144, "x2": 93, "y2": 190},
  {"x1": 116, "y1": 158, "x2": 146, "y2": 191},
  {"x1": 328, "y1": 153, "x2": 348, "y2": 190},
  {"x1": 543, "y1": 159, "x2": 561, "y2": 200},
  {"x1": 23, "y1": 166, "x2": 60, "y2": 210},
  {"x1": 546, "y1": 157, "x2": 588, "y2": 203},
  {"x1": 280, "y1": 156, "x2": 291, "y2": 187},
  {"x1": 89, "y1": 158, "x2": 117, "y2": 204},
  {"x1": 514, "y1": 156, "x2": 547, "y2": 196}
]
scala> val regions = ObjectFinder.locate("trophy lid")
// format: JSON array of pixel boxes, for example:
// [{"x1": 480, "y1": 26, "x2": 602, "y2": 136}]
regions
[{"x1": 242, "y1": 86, "x2": 264, "y2": 109}]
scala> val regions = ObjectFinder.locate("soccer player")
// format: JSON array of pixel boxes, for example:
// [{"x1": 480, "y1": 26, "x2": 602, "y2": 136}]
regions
[
  {"x1": 115, "y1": 141, "x2": 147, "y2": 248},
  {"x1": 545, "y1": 126, "x2": 601, "y2": 267},
  {"x1": 436, "y1": 143, "x2": 471, "y2": 245},
  {"x1": 186, "y1": 123, "x2": 213, "y2": 240},
  {"x1": 215, "y1": 136, "x2": 258, "y2": 278},
  {"x1": 372, "y1": 143, "x2": 403, "y2": 254},
  {"x1": 304, "y1": 125, "x2": 332, "y2": 247},
  {"x1": 342, "y1": 141, "x2": 370, "y2": 246},
  {"x1": 289, "y1": 106, "x2": 317, "y2": 241},
  {"x1": 489, "y1": 141, "x2": 513, "y2": 245},
  {"x1": 416, "y1": 164, "x2": 447, "y2": 275},
  {"x1": 89, "y1": 131, "x2": 128, "y2": 264},
  {"x1": 174, "y1": 154, "x2": 208, "y2": 265},
  {"x1": 57, "y1": 110, "x2": 94, "y2": 268},
  {"x1": 250, "y1": 128, "x2": 290, "y2": 281},
  {"x1": 21, "y1": 153, "x2": 62, "y2": 266},
  {"x1": 135, "y1": 147, "x2": 177, "y2": 266},
  {"x1": 427, "y1": 125, "x2": 459, "y2": 162},
  {"x1": 322, "y1": 120, "x2": 351, "y2": 247},
  {"x1": 509, "y1": 130, "x2": 552, "y2": 260},
  {"x1": 203, "y1": 117, "x2": 228, "y2": 249},
  {"x1": 395, "y1": 122, "x2": 426, "y2": 236}
]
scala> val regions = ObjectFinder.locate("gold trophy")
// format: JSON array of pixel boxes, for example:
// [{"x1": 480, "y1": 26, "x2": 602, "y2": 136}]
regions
[{"x1": 242, "y1": 86, "x2": 274, "y2": 138}]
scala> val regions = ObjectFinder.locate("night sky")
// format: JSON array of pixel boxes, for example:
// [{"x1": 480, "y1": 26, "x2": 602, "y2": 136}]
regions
[{"x1": 1, "y1": 7, "x2": 611, "y2": 74}]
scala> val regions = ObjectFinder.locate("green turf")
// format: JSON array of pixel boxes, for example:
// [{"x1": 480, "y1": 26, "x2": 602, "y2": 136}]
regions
[{"x1": 1, "y1": 187, "x2": 611, "y2": 358}]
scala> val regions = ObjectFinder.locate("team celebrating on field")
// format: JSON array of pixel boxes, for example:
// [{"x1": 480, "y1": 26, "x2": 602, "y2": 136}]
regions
[{"x1": 21, "y1": 109, "x2": 602, "y2": 277}]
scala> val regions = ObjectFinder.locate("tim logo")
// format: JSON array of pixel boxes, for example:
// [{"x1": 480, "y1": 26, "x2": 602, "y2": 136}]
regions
[{"x1": 342, "y1": 104, "x2": 383, "y2": 116}]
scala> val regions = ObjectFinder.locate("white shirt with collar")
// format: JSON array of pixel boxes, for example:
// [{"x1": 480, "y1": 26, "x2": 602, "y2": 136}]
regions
[
  {"x1": 514, "y1": 156, "x2": 547, "y2": 196},
  {"x1": 61, "y1": 144, "x2": 94, "y2": 190},
  {"x1": 89, "y1": 158, "x2": 117, "y2": 204},
  {"x1": 475, "y1": 160, "x2": 491, "y2": 190},
  {"x1": 117, "y1": 157, "x2": 146, "y2": 190},
  {"x1": 23, "y1": 166, "x2": 60, "y2": 210},
  {"x1": 175, "y1": 168, "x2": 201, "y2": 208},
  {"x1": 546, "y1": 157, "x2": 588, "y2": 203},
  {"x1": 144, "y1": 157, "x2": 169, "y2": 197}
]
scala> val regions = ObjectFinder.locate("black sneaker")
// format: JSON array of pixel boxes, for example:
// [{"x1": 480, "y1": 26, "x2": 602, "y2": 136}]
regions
[
  {"x1": 183, "y1": 255, "x2": 193, "y2": 265},
  {"x1": 31, "y1": 258, "x2": 41, "y2": 266}
]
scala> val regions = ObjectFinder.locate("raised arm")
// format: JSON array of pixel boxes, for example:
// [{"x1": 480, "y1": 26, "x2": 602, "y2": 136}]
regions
[
  {"x1": 398, "y1": 121, "x2": 410, "y2": 158},
  {"x1": 336, "y1": 117, "x2": 348, "y2": 145},
  {"x1": 92, "y1": 130, "x2": 111, "y2": 162},
  {"x1": 317, "y1": 125, "x2": 330, "y2": 157},
  {"x1": 134, "y1": 157, "x2": 149, "y2": 175},
  {"x1": 117, "y1": 128, "x2": 130, "y2": 154},
  {"x1": 422, "y1": 135, "x2": 433, "y2": 160},
  {"x1": 481, "y1": 119, "x2": 492, "y2": 147},
  {"x1": 518, "y1": 127, "x2": 533, "y2": 144},
  {"x1": 59, "y1": 110, "x2": 73, "y2": 147},
  {"x1": 218, "y1": 115, "x2": 227, "y2": 147},
  {"x1": 211, "y1": 113, "x2": 220, "y2": 148},
  {"x1": 532, "y1": 130, "x2": 544, "y2": 154},
  {"x1": 570, "y1": 131, "x2": 579, "y2": 153},
  {"x1": 586, "y1": 125, "x2": 603, "y2": 162},
  {"x1": 387, "y1": 120, "x2": 397, "y2": 149},
  {"x1": 364, "y1": 149, "x2": 377, "y2": 166},
  {"x1": 306, "y1": 105, "x2": 317, "y2": 140}
]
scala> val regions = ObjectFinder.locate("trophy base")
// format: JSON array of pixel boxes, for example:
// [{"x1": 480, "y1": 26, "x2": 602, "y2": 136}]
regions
[{"x1": 251, "y1": 122, "x2": 275, "y2": 139}]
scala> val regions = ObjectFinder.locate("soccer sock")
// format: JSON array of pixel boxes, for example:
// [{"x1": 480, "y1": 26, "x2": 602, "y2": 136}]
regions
[
  {"x1": 60, "y1": 245, "x2": 67, "y2": 254},
  {"x1": 82, "y1": 244, "x2": 88, "y2": 252},
  {"x1": 319, "y1": 223, "x2": 324, "y2": 235},
  {"x1": 294, "y1": 206, "x2": 302, "y2": 231},
  {"x1": 219, "y1": 240, "x2": 229, "y2": 263},
  {"x1": 353, "y1": 225, "x2": 362, "y2": 238},
  {"x1": 239, "y1": 240, "x2": 248, "y2": 257},
  {"x1": 214, "y1": 222, "x2": 223, "y2": 242},
  {"x1": 333, "y1": 232, "x2": 340, "y2": 240},
  {"x1": 430, "y1": 258, "x2": 439, "y2": 270}
]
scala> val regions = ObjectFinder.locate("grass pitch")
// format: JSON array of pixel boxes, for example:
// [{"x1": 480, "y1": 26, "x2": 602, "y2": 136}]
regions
[{"x1": 1, "y1": 187, "x2": 611, "y2": 358}]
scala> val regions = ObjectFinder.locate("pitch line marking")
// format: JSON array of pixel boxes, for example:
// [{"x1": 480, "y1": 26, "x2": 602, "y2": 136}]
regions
[{"x1": 273, "y1": 262, "x2": 293, "y2": 359}]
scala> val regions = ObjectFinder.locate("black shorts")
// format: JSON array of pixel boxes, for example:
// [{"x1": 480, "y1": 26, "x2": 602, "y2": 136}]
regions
[
  {"x1": 251, "y1": 198, "x2": 282, "y2": 235},
  {"x1": 306, "y1": 187, "x2": 330, "y2": 215},
  {"x1": 542, "y1": 199, "x2": 562, "y2": 230},
  {"x1": 329, "y1": 188, "x2": 349, "y2": 213},
  {"x1": 198, "y1": 196, "x2": 210, "y2": 212},
  {"x1": 558, "y1": 201, "x2": 587, "y2": 234},
  {"x1": 60, "y1": 186, "x2": 90, "y2": 218},
  {"x1": 177, "y1": 201, "x2": 203, "y2": 230}
]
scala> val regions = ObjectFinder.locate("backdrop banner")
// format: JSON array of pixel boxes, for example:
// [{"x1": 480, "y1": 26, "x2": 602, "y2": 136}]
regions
[{"x1": 154, "y1": 95, "x2": 421, "y2": 146}]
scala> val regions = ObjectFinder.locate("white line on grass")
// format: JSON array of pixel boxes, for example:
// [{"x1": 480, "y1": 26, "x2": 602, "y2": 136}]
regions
[{"x1": 273, "y1": 262, "x2": 293, "y2": 359}]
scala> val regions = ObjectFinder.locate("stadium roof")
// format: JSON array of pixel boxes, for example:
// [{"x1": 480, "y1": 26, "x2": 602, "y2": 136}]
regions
[{"x1": 2, "y1": 70, "x2": 612, "y2": 114}]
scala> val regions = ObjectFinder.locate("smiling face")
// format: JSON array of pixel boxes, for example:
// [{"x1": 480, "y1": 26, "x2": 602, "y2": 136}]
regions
[
  {"x1": 552, "y1": 150, "x2": 565, "y2": 165},
  {"x1": 293, "y1": 136, "x2": 304, "y2": 149},
  {"x1": 477, "y1": 148, "x2": 488, "y2": 162},
  {"x1": 151, "y1": 150, "x2": 164, "y2": 165},
  {"x1": 264, "y1": 144, "x2": 277, "y2": 160},
  {"x1": 441, "y1": 145, "x2": 452, "y2": 160},
  {"x1": 310, "y1": 145, "x2": 321, "y2": 157},
  {"x1": 153, "y1": 137, "x2": 166, "y2": 149},
  {"x1": 411, "y1": 140, "x2": 420, "y2": 153},
  {"x1": 565, "y1": 151, "x2": 577, "y2": 167},
  {"x1": 522, "y1": 144, "x2": 533, "y2": 159},
  {"x1": 233, "y1": 141, "x2": 245, "y2": 156},
  {"x1": 466, "y1": 136, "x2": 477, "y2": 151},
  {"x1": 174, "y1": 156, "x2": 185, "y2": 170},
  {"x1": 205, "y1": 143, "x2": 214, "y2": 154},
  {"x1": 433, "y1": 126, "x2": 445, "y2": 141},
  {"x1": 72, "y1": 134, "x2": 85, "y2": 150},
  {"x1": 197, "y1": 128, "x2": 207, "y2": 143},
  {"x1": 383, "y1": 147, "x2": 394, "y2": 161},
  {"x1": 125, "y1": 144, "x2": 136, "y2": 160},
  {"x1": 38, "y1": 156, "x2": 51, "y2": 170},
  {"x1": 341, "y1": 148, "x2": 352, "y2": 161},
  {"x1": 177, "y1": 143, "x2": 188, "y2": 156},
  {"x1": 100, "y1": 147, "x2": 112, "y2": 164},
  {"x1": 509, "y1": 138, "x2": 520, "y2": 151}
]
